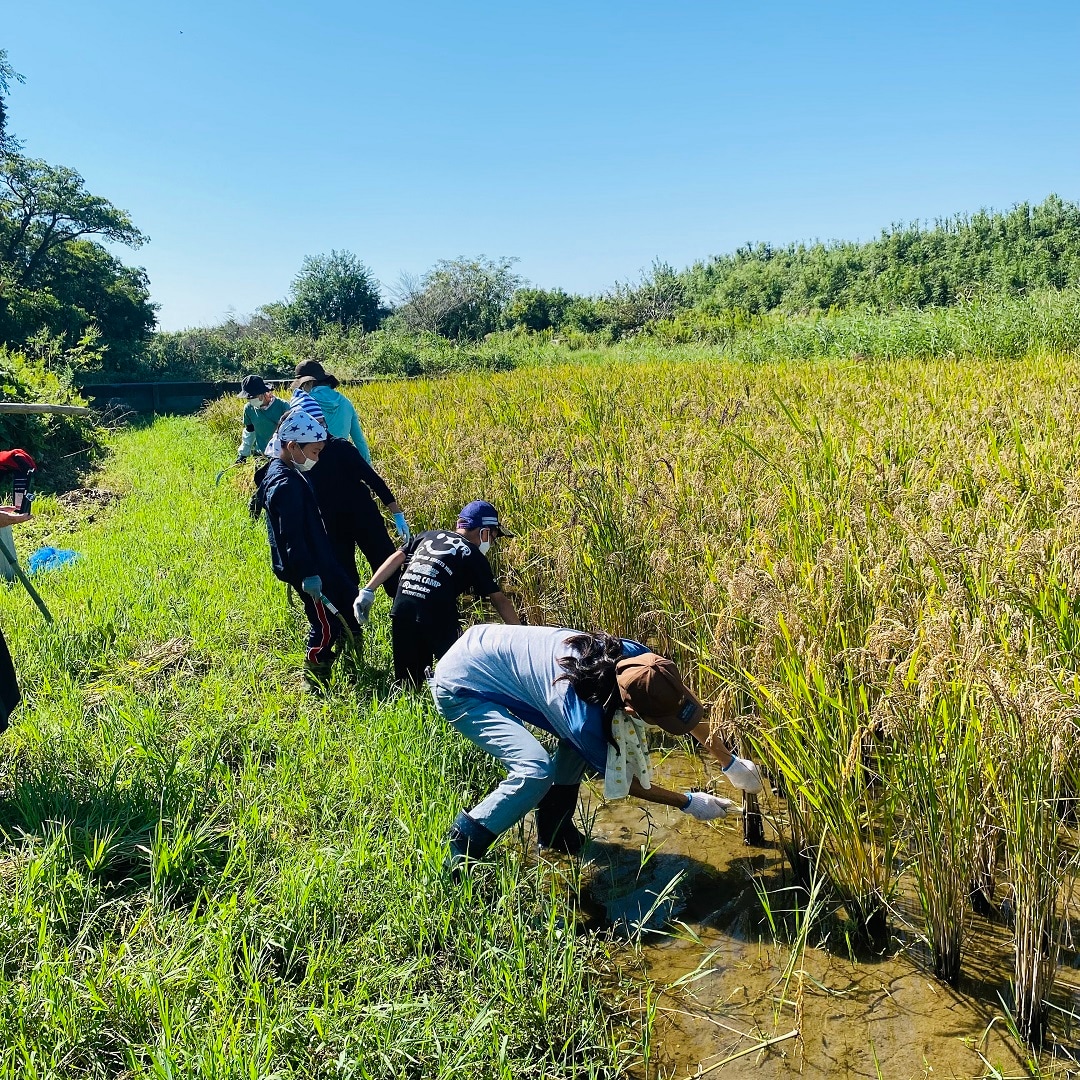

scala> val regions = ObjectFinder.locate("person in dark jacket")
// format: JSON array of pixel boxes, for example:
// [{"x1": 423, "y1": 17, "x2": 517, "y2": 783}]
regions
[
  {"x1": 253, "y1": 408, "x2": 359, "y2": 688},
  {"x1": 307, "y1": 436, "x2": 410, "y2": 598}
]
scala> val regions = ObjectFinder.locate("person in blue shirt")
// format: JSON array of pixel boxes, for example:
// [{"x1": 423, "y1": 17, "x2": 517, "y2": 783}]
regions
[
  {"x1": 292, "y1": 360, "x2": 371, "y2": 461},
  {"x1": 429, "y1": 624, "x2": 763, "y2": 872}
]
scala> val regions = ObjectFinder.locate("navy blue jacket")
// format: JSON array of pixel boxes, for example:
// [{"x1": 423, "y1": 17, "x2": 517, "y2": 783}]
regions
[{"x1": 257, "y1": 458, "x2": 347, "y2": 586}]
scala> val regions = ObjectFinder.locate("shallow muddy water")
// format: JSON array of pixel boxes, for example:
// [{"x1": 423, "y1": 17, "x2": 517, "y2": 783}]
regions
[{"x1": 570, "y1": 751, "x2": 1080, "y2": 1080}]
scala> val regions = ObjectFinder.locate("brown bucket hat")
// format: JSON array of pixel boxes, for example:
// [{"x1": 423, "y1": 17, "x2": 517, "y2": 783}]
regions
[
  {"x1": 292, "y1": 359, "x2": 339, "y2": 389},
  {"x1": 615, "y1": 653, "x2": 705, "y2": 734}
]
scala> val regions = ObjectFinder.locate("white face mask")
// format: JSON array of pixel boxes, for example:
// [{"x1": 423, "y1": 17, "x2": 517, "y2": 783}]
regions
[
  {"x1": 292, "y1": 448, "x2": 318, "y2": 471},
  {"x1": 255, "y1": 397, "x2": 272, "y2": 410},
  {"x1": 478, "y1": 539, "x2": 491, "y2": 555}
]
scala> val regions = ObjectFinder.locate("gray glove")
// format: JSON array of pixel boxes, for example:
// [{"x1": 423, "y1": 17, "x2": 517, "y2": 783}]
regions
[
  {"x1": 681, "y1": 792, "x2": 738, "y2": 821},
  {"x1": 353, "y1": 587, "x2": 376, "y2": 626}
]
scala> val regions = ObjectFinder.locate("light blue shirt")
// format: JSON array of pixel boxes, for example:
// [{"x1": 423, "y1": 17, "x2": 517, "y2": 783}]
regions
[
  {"x1": 310, "y1": 385, "x2": 370, "y2": 461},
  {"x1": 431, "y1": 624, "x2": 649, "y2": 772}
]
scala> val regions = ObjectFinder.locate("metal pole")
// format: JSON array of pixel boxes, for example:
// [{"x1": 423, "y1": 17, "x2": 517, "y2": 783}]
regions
[{"x1": 0, "y1": 532, "x2": 53, "y2": 623}]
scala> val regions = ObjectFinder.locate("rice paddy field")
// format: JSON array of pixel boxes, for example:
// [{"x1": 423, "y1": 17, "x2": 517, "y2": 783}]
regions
[{"x1": 2, "y1": 350, "x2": 1080, "y2": 1077}]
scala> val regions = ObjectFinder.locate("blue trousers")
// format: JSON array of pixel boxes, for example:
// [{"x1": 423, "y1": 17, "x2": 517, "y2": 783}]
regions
[{"x1": 431, "y1": 686, "x2": 589, "y2": 836}]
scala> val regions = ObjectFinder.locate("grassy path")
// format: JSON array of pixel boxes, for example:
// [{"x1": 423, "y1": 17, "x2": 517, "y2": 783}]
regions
[{"x1": 0, "y1": 417, "x2": 642, "y2": 1078}]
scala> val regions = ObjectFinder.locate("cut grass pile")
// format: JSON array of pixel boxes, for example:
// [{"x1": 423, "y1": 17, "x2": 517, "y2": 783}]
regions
[{"x1": 0, "y1": 418, "x2": 640, "y2": 1078}]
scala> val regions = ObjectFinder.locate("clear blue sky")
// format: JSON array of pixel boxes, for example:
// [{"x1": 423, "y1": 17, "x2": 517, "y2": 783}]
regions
[{"x1": 5, "y1": 1, "x2": 1079, "y2": 330}]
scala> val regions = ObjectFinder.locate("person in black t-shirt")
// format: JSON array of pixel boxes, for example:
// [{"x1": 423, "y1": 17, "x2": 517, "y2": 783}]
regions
[{"x1": 354, "y1": 500, "x2": 521, "y2": 685}]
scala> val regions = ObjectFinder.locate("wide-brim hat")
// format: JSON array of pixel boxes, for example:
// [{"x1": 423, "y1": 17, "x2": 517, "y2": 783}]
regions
[
  {"x1": 615, "y1": 653, "x2": 704, "y2": 734},
  {"x1": 292, "y1": 359, "x2": 338, "y2": 389}
]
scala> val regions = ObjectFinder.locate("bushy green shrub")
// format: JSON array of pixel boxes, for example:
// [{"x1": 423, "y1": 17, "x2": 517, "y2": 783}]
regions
[
  {"x1": 680, "y1": 194, "x2": 1080, "y2": 314},
  {"x1": 0, "y1": 341, "x2": 105, "y2": 489},
  {"x1": 503, "y1": 287, "x2": 574, "y2": 332}
]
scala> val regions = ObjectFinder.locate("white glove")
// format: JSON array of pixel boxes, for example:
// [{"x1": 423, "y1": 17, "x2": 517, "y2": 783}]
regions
[
  {"x1": 353, "y1": 587, "x2": 376, "y2": 626},
  {"x1": 681, "y1": 792, "x2": 738, "y2": 821},
  {"x1": 722, "y1": 755, "x2": 763, "y2": 794}
]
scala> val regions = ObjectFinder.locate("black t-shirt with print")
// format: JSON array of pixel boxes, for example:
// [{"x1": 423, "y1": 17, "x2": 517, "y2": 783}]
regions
[{"x1": 391, "y1": 529, "x2": 500, "y2": 626}]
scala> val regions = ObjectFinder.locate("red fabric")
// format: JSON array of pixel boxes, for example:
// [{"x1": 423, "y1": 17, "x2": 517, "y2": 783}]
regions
[
  {"x1": 0, "y1": 449, "x2": 36, "y2": 474},
  {"x1": 306, "y1": 599, "x2": 333, "y2": 664}
]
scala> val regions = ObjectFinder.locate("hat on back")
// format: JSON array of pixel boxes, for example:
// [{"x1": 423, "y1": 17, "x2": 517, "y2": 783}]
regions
[
  {"x1": 615, "y1": 653, "x2": 704, "y2": 735},
  {"x1": 456, "y1": 500, "x2": 514, "y2": 538},
  {"x1": 238, "y1": 375, "x2": 270, "y2": 399}
]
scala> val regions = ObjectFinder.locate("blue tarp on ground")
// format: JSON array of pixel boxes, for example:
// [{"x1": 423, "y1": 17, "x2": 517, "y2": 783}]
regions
[{"x1": 28, "y1": 546, "x2": 79, "y2": 574}]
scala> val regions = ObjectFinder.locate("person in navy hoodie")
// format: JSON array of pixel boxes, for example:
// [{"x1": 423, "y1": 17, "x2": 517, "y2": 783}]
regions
[{"x1": 252, "y1": 407, "x2": 359, "y2": 688}]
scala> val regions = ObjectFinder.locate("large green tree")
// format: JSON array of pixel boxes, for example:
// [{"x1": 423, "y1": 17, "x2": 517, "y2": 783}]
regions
[
  {"x1": 394, "y1": 256, "x2": 522, "y2": 339},
  {"x1": 0, "y1": 152, "x2": 155, "y2": 364},
  {"x1": 0, "y1": 50, "x2": 24, "y2": 154},
  {"x1": 0, "y1": 154, "x2": 145, "y2": 285},
  {"x1": 280, "y1": 249, "x2": 382, "y2": 334}
]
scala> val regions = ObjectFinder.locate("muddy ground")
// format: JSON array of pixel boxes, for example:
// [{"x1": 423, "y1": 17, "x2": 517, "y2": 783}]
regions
[{"x1": 570, "y1": 752, "x2": 1080, "y2": 1080}]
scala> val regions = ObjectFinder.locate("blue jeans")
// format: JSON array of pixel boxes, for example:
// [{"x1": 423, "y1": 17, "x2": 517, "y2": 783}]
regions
[{"x1": 431, "y1": 686, "x2": 588, "y2": 836}]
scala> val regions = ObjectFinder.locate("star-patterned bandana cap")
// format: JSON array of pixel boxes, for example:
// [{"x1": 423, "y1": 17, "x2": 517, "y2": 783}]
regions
[
  {"x1": 265, "y1": 407, "x2": 329, "y2": 459},
  {"x1": 278, "y1": 408, "x2": 328, "y2": 445}
]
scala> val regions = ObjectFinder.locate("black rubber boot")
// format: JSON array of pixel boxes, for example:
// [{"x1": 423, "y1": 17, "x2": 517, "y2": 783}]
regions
[
  {"x1": 535, "y1": 784, "x2": 585, "y2": 855},
  {"x1": 445, "y1": 811, "x2": 498, "y2": 879},
  {"x1": 303, "y1": 660, "x2": 334, "y2": 693}
]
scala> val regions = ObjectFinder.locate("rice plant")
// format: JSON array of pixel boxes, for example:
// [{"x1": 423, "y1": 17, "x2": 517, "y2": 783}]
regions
[
  {"x1": 230, "y1": 348, "x2": 1080, "y2": 1055},
  {"x1": 892, "y1": 679, "x2": 983, "y2": 986},
  {"x1": 987, "y1": 692, "x2": 1079, "y2": 1048}
]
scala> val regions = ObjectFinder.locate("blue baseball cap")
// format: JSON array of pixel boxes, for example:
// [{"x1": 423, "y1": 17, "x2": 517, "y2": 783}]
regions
[{"x1": 456, "y1": 500, "x2": 514, "y2": 538}]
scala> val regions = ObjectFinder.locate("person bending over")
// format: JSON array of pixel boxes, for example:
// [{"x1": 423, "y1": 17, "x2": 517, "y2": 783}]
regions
[
  {"x1": 428, "y1": 624, "x2": 763, "y2": 872},
  {"x1": 308, "y1": 435, "x2": 410, "y2": 597},
  {"x1": 354, "y1": 500, "x2": 520, "y2": 685}
]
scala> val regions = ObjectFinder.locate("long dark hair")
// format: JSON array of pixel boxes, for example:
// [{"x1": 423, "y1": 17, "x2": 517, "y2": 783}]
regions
[{"x1": 556, "y1": 632, "x2": 624, "y2": 751}]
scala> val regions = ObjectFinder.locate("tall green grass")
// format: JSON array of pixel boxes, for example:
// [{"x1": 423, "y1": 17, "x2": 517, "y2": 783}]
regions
[{"x1": 0, "y1": 419, "x2": 643, "y2": 1078}]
